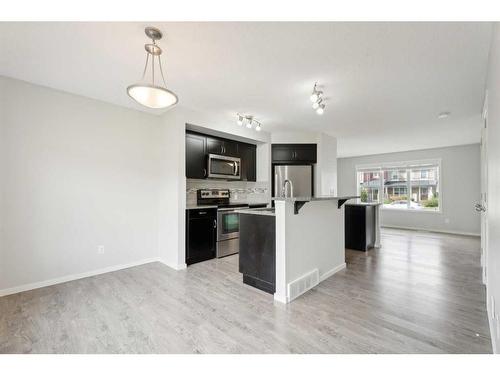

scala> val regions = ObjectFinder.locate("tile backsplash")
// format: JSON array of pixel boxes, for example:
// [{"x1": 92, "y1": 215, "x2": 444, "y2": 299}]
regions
[{"x1": 187, "y1": 179, "x2": 270, "y2": 206}]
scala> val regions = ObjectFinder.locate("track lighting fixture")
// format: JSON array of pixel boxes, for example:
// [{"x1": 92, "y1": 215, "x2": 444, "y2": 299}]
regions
[
  {"x1": 310, "y1": 83, "x2": 323, "y2": 103},
  {"x1": 312, "y1": 98, "x2": 322, "y2": 110},
  {"x1": 310, "y1": 83, "x2": 326, "y2": 115},
  {"x1": 236, "y1": 113, "x2": 262, "y2": 132}
]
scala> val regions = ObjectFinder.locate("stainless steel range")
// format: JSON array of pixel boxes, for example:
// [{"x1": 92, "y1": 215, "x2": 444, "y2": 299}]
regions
[{"x1": 197, "y1": 189, "x2": 248, "y2": 258}]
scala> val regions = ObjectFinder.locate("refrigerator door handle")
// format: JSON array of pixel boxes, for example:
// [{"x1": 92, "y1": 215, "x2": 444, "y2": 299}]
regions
[{"x1": 275, "y1": 173, "x2": 279, "y2": 197}]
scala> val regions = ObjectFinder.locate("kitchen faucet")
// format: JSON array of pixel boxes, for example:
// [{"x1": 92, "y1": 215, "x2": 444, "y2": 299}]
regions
[{"x1": 282, "y1": 179, "x2": 294, "y2": 198}]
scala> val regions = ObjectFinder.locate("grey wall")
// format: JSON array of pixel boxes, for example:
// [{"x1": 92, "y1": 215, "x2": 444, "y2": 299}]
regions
[
  {"x1": 338, "y1": 144, "x2": 481, "y2": 235},
  {"x1": 485, "y1": 23, "x2": 500, "y2": 353},
  {"x1": 0, "y1": 76, "x2": 164, "y2": 293}
]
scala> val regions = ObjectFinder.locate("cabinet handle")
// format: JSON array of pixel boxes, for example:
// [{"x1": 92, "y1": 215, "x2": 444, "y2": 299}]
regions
[
  {"x1": 203, "y1": 168, "x2": 207, "y2": 177},
  {"x1": 213, "y1": 219, "x2": 217, "y2": 228},
  {"x1": 199, "y1": 211, "x2": 207, "y2": 215}
]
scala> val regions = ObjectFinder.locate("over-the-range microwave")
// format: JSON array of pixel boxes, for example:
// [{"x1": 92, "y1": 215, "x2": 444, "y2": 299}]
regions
[{"x1": 207, "y1": 153, "x2": 241, "y2": 179}]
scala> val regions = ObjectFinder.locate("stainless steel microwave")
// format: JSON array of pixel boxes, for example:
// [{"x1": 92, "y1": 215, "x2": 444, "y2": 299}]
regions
[{"x1": 207, "y1": 154, "x2": 241, "y2": 179}]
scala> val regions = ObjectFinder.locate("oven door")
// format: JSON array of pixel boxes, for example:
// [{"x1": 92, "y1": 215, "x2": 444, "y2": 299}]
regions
[
  {"x1": 208, "y1": 154, "x2": 241, "y2": 179},
  {"x1": 217, "y1": 209, "x2": 240, "y2": 241}
]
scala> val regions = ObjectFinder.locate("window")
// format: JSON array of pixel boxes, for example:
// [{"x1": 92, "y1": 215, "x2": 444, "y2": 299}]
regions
[
  {"x1": 357, "y1": 170, "x2": 381, "y2": 203},
  {"x1": 356, "y1": 161, "x2": 440, "y2": 212}
]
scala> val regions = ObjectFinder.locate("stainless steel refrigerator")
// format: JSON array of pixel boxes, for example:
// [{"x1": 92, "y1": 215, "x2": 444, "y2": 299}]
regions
[{"x1": 273, "y1": 165, "x2": 313, "y2": 198}]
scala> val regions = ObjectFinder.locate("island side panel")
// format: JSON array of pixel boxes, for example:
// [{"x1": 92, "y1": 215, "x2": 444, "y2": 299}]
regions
[
  {"x1": 238, "y1": 213, "x2": 276, "y2": 294},
  {"x1": 274, "y1": 200, "x2": 346, "y2": 303}
]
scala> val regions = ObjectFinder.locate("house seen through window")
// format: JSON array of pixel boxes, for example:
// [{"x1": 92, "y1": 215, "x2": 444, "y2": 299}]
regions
[{"x1": 356, "y1": 162, "x2": 440, "y2": 211}]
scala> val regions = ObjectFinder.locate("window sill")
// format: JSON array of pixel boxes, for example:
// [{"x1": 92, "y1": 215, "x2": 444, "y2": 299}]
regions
[{"x1": 380, "y1": 207, "x2": 442, "y2": 214}]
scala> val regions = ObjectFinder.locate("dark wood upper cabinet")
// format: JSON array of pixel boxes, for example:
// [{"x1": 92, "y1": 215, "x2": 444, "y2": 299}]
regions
[
  {"x1": 185, "y1": 132, "x2": 207, "y2": 179},
  {"x1": 239, "y1": 143, "x2": 257, "y2": 182},
  {"x1": 206, "y1": 137, "x2": 238, "y2": 157},
  {"x1": 272, "y1": 144, "x2": 317, "y2": 163},
  {"x1": 186, "y1": 131, "x2": 256, "y2": 181}
]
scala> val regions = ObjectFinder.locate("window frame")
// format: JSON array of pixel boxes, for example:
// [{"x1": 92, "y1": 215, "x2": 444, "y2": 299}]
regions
[{"x1": 355, "y1": 158, "x2": 442, "y2": 214}]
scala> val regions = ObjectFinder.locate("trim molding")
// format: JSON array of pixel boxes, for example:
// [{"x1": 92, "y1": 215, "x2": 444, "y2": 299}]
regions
[
  {"x1": 159, "y1": 260, "x2": 187, "y2": 270},
  {"x1": 320, "y1": 262, "x2": 347, "y2": 282},
  {"x1": 0, "y1": 258, "x2": 161, "y2": 297},
  {"x1": 273, "y1": 293, "x2": 288, "y2": 304},
  {"x1": 382, "y1": 225, "x2": 480, "y2": 237}
]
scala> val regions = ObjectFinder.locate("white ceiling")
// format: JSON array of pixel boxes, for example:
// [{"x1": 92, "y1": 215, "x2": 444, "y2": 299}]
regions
[{"x1": 0, "y1": 22, "x2": 492, "y2": 157}]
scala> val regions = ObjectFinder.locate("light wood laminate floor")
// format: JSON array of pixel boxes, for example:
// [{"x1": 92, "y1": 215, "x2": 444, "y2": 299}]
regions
[{"x1": 0, "y1": 228, "x2": 492, "y2": 353}]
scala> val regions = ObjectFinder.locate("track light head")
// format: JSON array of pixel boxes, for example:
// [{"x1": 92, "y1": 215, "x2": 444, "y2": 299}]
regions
[{"x1": 316, "y1": 104, "x2": 325, "y2": 115}]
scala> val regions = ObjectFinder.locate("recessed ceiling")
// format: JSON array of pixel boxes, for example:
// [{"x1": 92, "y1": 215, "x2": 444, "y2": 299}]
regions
[{"x1": 0, "y1": 22, "x2": 492, "y2": 157}]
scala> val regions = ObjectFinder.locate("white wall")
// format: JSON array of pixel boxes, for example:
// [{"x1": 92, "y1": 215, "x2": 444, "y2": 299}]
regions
[
  {"x1": 316, "y1": 133, "x2": 338, "y2": 196},
  {"x1": 0, "y1": 76, "x2": 164, "y2": 294},
  {"x1": 338, "y1": 144, "x2": 481, "y2": 235},
  {"x1": 485, "y1": 23, "x2": 500, "y2": 353}
]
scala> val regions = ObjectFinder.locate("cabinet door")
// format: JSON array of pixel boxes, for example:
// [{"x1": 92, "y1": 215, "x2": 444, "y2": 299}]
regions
[
  {"x1": 239, "y1": 143, "x2": 257, "y2": 181},
  {"x1": 223, "y1": 140, "x2": 239, "y2": 157},
  {"x1": 294, "y1": 144, "x2": 317, "y2": 163},
  {"x1": 206, "y1": 137, "x2": 225, "y2": 155},
  {"x1": 186, "y1": 133, "x2": 207, "y2": 179},
  {"x1": 271, "y1": 145, "x2": 294, "y2": 162},
  {"x1": 344, "y1": 205, "x2": 367, "y2": 251},
  {"x1": 186, "y1": 211, "x2": 217, "y2": 265}
]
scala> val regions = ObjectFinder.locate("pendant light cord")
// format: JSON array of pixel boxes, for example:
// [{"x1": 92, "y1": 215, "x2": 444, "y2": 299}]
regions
[
  {"x1": 158, "y1": 55, "x2": 168, "y2": 87},
  {"x1": 141, "y1": 52, "x2": 150, "y2": 81}
]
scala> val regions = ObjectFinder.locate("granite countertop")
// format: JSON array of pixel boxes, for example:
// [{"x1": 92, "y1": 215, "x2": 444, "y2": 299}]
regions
[
  {"x1": 235, "y1": 208, "x2": 276, "y2": 216},
  {"x1": 186, "y1": 204, "x2": 218, "y2": 210},
  {"x1": 272, "y1": 195, "x2": 359, "y2": 202}
]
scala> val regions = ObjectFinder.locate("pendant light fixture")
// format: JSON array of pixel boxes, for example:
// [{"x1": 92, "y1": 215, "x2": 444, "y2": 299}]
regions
[{"x1": 127, "y1": 27, "x2": 178, "y2": 109}]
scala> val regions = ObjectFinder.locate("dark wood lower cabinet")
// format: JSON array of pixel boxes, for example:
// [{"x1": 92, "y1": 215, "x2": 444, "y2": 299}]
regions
[
  {"x1": 186, "y1": 208, "x2": 217, "y2": 265},
  {"x1": 238, "y1": 213, "x2": 276, "y2": 294},
  {"x1": 344, "y1": 204, "x2": 376, "y2": 251}
]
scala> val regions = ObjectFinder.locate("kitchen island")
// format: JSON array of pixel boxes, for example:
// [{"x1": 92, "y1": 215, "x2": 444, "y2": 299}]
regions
[
  {"x1": 345, "y1": 201, "x2": 382, "y2": 251},
  {"x1": 237, "y1": 208, "x2": 276, "y2": 294},
  {"x1": 238, "y1": 195, "x2": 358, "y2": 303}
]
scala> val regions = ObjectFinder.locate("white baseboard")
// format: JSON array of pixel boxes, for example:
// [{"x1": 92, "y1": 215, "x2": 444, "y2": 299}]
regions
[
  {"x1": 159, "y1": 260, "x2": 187, "y2": 270},
  {"x1": 273, "y1": 293, "x2": 288, "y2": 304},
  {"x1": 0, "y1": 258, "x2": 161, "y2": 297},
  {"x1": 382, "y1": 225, "x2": 480, "y2": 237},
  {"x1": 320, "y1": 262, "x2": 347, "y2": 282},
  {"x1": 488, "y1": 302, "x2": 498, "y2": 354}
]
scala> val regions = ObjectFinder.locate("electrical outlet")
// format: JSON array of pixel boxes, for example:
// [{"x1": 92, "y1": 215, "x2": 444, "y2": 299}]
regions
[{"x1": 98, "y1": 245, "x2": 105, "y2": 255}]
